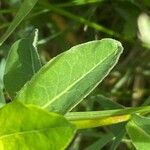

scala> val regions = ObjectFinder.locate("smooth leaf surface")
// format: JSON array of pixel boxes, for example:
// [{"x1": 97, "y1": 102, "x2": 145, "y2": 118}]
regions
[
  {"x1": 0, "y1": 0, "x2": 38, "y2": 46},
  {"x1": 126, "y1": 114, "x2": 150, "y2": 150},
  {"x1": 4, "y1": 29, "x2": 42, "y2": 98},
  {"x1": 0, "y1": 101, "x2": 76, "y2": 150},
  {"x1": 15, "y1": 38, "x2": 123, "y2": 114}
]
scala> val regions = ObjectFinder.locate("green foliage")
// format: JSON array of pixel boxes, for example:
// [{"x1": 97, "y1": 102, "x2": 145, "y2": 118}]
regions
[
  {"x1": 127, "y1": 114, "x2": 150, "y2": 150},
  {"x1": 0, "y1": 0, "x2": 38, "y2": 46},
  {"x1": 4, "y1": 29, "x2": 41, "y2": 98},
  {"x1": 0, "y1": 101, "x2": 76, "y2": 150},
  {"x1": 14, "y1": 39, "x2": 123, "y2": 114},
  {"x1": 0, "y1": 0, "x2": 150, "y2": 149}
]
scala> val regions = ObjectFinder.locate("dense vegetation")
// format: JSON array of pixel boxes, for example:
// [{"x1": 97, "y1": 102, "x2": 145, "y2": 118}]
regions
[{"x1": 0, "y1": 0, "x2": 150, "y2": 149}]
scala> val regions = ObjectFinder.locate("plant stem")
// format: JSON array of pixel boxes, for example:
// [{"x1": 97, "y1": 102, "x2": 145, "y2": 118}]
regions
[
  {"x1": 71, "y1": 114, "x2": 130, "y2": 129},
  {"x1": 65, "y1": 105, "x2": 150, "y2": 129},
  {"x1": 39, "y1": 2, "x2": 120, "y2": 37}
]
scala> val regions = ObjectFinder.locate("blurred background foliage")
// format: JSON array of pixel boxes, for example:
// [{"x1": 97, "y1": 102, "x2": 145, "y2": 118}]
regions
[{"x1": 0, "y1": 0, "x2": 150, "y2": 149}]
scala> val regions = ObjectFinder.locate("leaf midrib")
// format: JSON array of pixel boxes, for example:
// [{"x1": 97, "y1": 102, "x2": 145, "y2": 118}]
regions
[
  {"x1": 0, "y1": 126, "x2": 61, "y2": 140},
  {"x1": 42, "y1": 49, "x2": 118, "y2": 109}
]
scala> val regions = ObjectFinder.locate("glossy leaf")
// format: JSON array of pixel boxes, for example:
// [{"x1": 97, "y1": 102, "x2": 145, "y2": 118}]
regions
[
  {"x1": 126, "y1": 114, "x2": 150, "y2": 150},
  {"x1": 0, "y1": 0, "x2": 38, "y2": 46},
  {"x1": 4, "y1": 29, "x2": 42, "y2": 98},
  {"x1": 0, "y1": 101, "x2": 76, "y2": 150},
  {"x1": 15, "y1": 38, "x2": 123, "y2": 114}
]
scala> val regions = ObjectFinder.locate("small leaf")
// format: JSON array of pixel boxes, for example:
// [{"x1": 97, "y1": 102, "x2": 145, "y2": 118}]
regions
[
  {"x1": 15, "y1": 38, "x2": 123, "y2": 114},
  {"x1": 0, "y1": 101, "x2": 76, "y2": 150},
  {"x1": 126, "y1": 114, "x2": 150, "y2": 150},
  {"x1": 0, "y1": 0, "x2": 38, "y2": 46},
  {"x1": 4, "y1": 29, "x2": 42, "y2": 98}
]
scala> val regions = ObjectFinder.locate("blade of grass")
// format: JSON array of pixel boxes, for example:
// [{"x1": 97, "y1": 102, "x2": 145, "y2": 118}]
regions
[
  {"x1": 39, "y1": 2, "x2": 120, "y2": 37},
  {"x1": 55, "y1": 0, "x2": 104, "y2": 7},
  {"x1": 0, "y1": 0, "x2": 38, "y2": 46}
]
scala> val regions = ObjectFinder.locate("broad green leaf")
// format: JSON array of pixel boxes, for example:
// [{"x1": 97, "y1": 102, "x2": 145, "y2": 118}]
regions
[
  {"x1": 0, "y1": 0, "x2": 38, "y2": 46},
  {"x1": 4, "y1": 29, "x2": 42, "y2": 98},
  {"x1": 0, "y1": 101, "x2": 76, "y2": 150},
  {"x1": 15, "y1": 38, "x2": 123, "y2": 114},
  {"x1": 126, "y1": 114, "x2": 150, "y2": 150}
]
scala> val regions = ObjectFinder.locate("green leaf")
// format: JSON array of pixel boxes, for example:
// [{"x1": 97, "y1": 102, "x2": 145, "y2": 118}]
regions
[
  {"x1": 0, "y1": 101, "x2": 76, "y2": 150},
  {"x1": 94, "y1": 95, "x2": 125, "y2": 150},
  {"x1": 91, "y1": 95, "x2": 124, "y2": 110},
  {"x1": 4, "y1": 29, "x2": 42, "y2": 98},
  {"x1": 126, "y1": 114, "x2": 150, "y2": 150},
  {"x1": 85, "y1": 133, "x2": 114, "y2": 150},
  {"x1": 89, "y1": 95, "x2": 125, "y2": 149},
  {"x1": 15, "y1": 38, "x2": 123, "y2": 114},
  {"x1": 0, "y1": 0, "x2": 38, "y2": 46}
]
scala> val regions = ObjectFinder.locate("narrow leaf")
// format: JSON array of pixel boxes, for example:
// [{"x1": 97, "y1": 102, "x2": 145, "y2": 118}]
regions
[
  {"x1": 0, "y1": 59, "x2": 6, "y2": 107},
  {"x1": 0, "y1": 101, "x2": 76, "y2": 150},
  {"x1": 15, "y1": 38, "x2": 123, "y2": 114},
  {"x1": 89, "y1": 95, "x2": 126, "y2": 150},
  {"x1": 126, "y1": 114, "x2": 150, "y2": 150},
  {"x1": 85, "y1": 133, "x2": 114, "y2": 150},
  {"x1": 65, "y1": 106, "x2": 150, "y2": 129},
  {"x1": 0, "y1": 0, "x2": 38, "y2": 46},
  {"x1": 4, "y1": 29, "x2": 42, "y2": 98}
]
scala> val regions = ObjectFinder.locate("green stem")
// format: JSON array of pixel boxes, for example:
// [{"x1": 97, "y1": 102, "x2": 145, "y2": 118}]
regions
[
  {"x1": 65, "y1": 105, "x2": 150, "y2": 129},
  {"x1": 71, "y1": 114, "x2": 130, "y2": 129},
  {"x1": 39, "y1": 2, "x2": 120, "y2": 37},
  {"x1": 55, "y1": 0, "x2": 103, "y2": 7}
]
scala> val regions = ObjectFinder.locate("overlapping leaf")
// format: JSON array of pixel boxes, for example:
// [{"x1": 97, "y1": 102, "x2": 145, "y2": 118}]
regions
[
  {"x1": 0, "y1": 101, "x2": 76, "y2": 150},
  {"x1": 126, "y1": 114, "x2": 150, "y2": 150},
  {"x1": 15, "y1": 38, "x2": 123, "y2": 114},
  {"x1": 4, "y1": 29, "x2": 41, "y2": 98}
]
